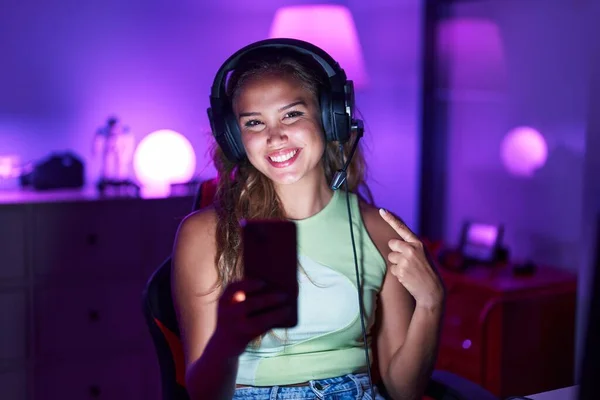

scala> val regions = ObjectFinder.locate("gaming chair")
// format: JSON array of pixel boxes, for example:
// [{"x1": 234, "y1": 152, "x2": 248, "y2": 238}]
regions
[{"x1": 141, "y1": 178, "x2": 499, "y2": 400}]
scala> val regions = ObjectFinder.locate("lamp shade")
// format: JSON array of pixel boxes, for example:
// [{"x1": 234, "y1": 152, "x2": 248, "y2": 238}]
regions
[
  {"x1": 133, "y1": 129, "x2": 196, "y2": 197},
  {"x1": 500, "y1": 126, "x2": 548, "y2": 177},
  {"x1": 269, "y1": 5, "x2": 368, "y2": 89},
  {"x1": 437, "y1": 18, "x2": 508, "y2": 92}
]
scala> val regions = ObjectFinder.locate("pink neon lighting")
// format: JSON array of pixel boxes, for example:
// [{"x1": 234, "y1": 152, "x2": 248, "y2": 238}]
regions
[
  {"x1": 133, "y1": 129, "x2": 196, "y2": 197},
  {"x1": 269, "y1": 5, "x2": 368, "y2": 89},
  {"x1": 437, "y1": 18, "x2": 507, "y2": 91},
  {"x1": 501, "y1": 126, "x2": 548, "y2": 177}
]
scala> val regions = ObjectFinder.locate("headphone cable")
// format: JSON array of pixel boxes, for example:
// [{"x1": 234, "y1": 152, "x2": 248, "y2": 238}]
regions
[{"x1": 335, "y1": 140, "x2": 376, "y2": 398}]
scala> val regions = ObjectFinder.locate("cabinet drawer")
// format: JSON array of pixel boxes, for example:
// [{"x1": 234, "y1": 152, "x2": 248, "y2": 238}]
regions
[
  {"x1": 0, "y1": 204, "x2": 27, "y2": 281},
  {"x1": 0, "y1": 367, "x2": 28, "y2": 400},
  {"x1": 0, "y1": 288, "x2": 28, "y2": 362},
  {"x1": 35, "y1": 353, "x2": 143, "y2": 400},
  {"x1": 438, "y1": 283, "x2": 492, "y2": 383},
  {"x1": 442, "y1": 285, "x2": 489, "y2": 345},
  {"x1": 32, "y1": 201, "x2": 143, "y2": 280},
  {"x1": 35, "y1": 282, "x2": 145, "y2": 358}
]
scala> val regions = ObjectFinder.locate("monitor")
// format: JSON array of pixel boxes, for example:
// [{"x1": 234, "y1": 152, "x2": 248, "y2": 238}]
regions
[{"x1": 458, "y1": 221, "x2": 504, "y2": 264}]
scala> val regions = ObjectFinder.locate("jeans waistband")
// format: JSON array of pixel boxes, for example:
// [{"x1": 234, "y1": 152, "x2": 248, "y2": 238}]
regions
[{"x1": 233, "y1": 373, "x2": 379, "y2": 399}]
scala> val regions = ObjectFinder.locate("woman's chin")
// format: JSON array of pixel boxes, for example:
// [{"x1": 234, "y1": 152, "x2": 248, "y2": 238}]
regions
[
  {"x1": 261, "y1": 163, "x2": 325, "y2": 187},
  {"x1": 269, "y1": 172, "x2": 302, "y2": 186}
]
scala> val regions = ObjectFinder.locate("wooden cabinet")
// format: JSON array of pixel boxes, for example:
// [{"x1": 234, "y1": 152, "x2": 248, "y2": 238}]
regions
[
  {"x1": 0, "y1": 192, "x2": 193, "y2": 400},
  {"x1": 436, "y1": 264, "x2": 577, "y2": 398},
  {"x1": 31, "y1": 201, "x2": 144, "y2": 280},
  {"x1": 0, "y1": 288, "x2": 29, "y2": 364}
]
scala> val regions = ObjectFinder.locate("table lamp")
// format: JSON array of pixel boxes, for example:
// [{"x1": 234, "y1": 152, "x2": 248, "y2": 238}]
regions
[{"x1": 269, "y1": 4, "x2": 368, "y2": 89}]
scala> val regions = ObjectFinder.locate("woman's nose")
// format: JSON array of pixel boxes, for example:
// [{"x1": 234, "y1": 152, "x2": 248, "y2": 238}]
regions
[{"x1": 266, "y1": 126, "x2": 288, "y2": 144}]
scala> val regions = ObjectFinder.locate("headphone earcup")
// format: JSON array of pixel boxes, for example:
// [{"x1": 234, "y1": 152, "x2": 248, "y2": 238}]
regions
[
  {"x1": 208, "y1": 101, "x2": 246, "y2": 163},
  {"x1": 223, "y1": 109, "x2": 245, "y2": 162},
  {"x1": 322, "y1": 82, "x2": 353, "y2": 144},
  {"x1": 319, "y1": 90, "x2": 335, "y2": 142},
  {"x1": 330, "y1": 87, "x2": 351, "y2": 144}
]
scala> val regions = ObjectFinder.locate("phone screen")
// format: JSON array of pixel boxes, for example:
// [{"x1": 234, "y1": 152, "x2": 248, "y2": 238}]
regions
[{"x1": 242, "y1": 219, "x2": 298, "y2": 328}]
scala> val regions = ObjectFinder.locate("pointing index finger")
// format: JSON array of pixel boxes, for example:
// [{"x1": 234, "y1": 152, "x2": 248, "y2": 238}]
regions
[{"x1": 379, "y1": 208, "x2": 419, "y2": 243}]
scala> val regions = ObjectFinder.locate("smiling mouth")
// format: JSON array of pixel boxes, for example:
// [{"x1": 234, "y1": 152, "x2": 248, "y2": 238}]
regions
[
  {"x1": 268, "y1": 149, "x2": 298, "y2": 163},
  {"x1": 266, "y1": 148, "x2": 301, "y2": 168}
]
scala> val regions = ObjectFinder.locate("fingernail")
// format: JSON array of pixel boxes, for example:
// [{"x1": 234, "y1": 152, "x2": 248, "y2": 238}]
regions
[{"x1": 379, "y1": 208, "x2": 387, "y2": 216}]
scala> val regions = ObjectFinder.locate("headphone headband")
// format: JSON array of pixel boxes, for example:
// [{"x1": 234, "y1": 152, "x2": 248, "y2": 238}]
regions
[
  {"x1": 210, "y1": 38, "x2": 346, "y2": 100},
  {"x1": 208, "y1": 38, "x2": 359, "y2": 163}
]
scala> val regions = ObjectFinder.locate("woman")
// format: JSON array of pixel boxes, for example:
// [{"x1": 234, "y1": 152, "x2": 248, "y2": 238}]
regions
[{"x1": 171, "y1": 39, "x2": 445, "y2": 400}]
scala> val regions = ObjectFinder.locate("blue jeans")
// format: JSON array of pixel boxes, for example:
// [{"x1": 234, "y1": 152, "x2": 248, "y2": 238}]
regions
[{"x1": 233, "y1": 373, "x2": 386, "y2": 399}]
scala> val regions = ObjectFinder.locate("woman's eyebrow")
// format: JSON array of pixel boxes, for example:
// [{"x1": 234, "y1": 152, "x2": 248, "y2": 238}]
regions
[{"x1": 238, "y1": 100, "x2": 307, "y2": 119}]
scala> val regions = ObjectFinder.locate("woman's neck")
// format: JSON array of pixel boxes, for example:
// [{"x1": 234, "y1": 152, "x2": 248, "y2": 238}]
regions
[{"x1": 275, "y1": 175, "x2": 334, "y2": 220}]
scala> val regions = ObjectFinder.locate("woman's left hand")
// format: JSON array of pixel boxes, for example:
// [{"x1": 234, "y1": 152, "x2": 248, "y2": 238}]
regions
[{"x1": 379, "y1": 209, "x2": 445, "y2": 310}]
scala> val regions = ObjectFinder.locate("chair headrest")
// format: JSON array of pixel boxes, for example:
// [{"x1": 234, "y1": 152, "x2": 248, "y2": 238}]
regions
[{"x1": 199, "y1": 178, "x2": 218, "y2": 210}]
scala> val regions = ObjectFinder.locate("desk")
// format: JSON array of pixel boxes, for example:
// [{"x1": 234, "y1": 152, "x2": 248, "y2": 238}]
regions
[
  {"x1": 435, "y1": 264, "x2": 577, "y2": 398},
  {"x1": 528, "y1": 385, "x2": 579, "y2": 400}
]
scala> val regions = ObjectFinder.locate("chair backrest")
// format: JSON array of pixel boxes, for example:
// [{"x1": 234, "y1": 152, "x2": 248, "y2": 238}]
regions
[{"x1": 142, "y1": 178, "x2": 218, "y2": 400}]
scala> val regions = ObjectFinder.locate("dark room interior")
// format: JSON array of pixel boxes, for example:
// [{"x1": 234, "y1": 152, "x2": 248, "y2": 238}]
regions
[{"x1": 0, "y1": 0, "x2": 598, "y2": 399}]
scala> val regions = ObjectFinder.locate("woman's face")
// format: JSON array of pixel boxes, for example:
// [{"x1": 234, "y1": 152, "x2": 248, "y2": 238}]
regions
[{"x1": 233, "y1": 73, "x2": 325, "y2": 186}]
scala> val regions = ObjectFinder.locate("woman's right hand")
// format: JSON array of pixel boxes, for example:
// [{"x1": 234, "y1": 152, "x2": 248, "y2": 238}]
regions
[{"x1": 212, "y1": 279, "x2": 292, "y2": 357}]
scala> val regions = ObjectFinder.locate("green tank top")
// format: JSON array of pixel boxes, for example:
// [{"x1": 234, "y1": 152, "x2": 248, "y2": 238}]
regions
[{"x1": 235, "y1": 189, "x2": 387, "y2": 386}]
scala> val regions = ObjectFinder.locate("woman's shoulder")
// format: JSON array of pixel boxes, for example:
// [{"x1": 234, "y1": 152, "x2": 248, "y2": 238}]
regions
[
  {"x1": 173, "y1": 206, "x2": 218, "y2": 259},
  {"x1": 358, "y1": 198, "x2": 386, "y2": 234},
  {"x1": 357, "y1": 198, "x2": 400, "y2": 259},
  {"x1": 179, "y1": 206, "x2": 218, "y2": 233},
  {"x1": 171, "y1": 206, "x2": 220, "y2": 292}
]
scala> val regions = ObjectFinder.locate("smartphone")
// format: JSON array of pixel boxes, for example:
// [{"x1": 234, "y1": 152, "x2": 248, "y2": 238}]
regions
[{"x1": 242, "y1": 219, "x2": 298, "y2": 328}]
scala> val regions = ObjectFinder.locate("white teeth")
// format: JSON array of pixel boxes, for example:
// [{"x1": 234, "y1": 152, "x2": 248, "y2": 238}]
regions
[{"x1": 269, "y1": 149, "x2": 297, "y2": 163}]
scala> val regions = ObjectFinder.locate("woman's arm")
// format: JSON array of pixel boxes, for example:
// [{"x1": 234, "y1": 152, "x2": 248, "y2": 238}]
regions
[
  {"x1": 362, "y1": 204, "x2": 445, "y2": 400},
  {"x1": 378, "y1": 273, "x2": 443, "y2": 400},
  {"x1": 171, "y1": 209, "x2": 239, "y2": 400}
]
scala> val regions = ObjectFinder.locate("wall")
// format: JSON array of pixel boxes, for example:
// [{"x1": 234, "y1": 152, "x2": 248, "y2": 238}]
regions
[{"x1": 0, "y1": 0, "x2": 424, "y2": 228}]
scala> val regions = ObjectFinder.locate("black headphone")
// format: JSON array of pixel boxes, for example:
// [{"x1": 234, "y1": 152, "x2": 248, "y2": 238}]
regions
[{"x1": 207, "y1": 38, "x2": 363, "y2": 164}]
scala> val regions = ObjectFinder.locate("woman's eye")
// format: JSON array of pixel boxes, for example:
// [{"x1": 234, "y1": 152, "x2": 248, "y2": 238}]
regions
[
  {"x1": 244, "y1": 119, "x2": 262, "y2": 128},
  {"x1": 285, "y1": 111, "x2": 304, "y2": 119}
]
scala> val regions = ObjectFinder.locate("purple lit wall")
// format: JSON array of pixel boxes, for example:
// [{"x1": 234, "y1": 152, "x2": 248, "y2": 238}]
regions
[
  {"x1": 438, "y1": 0, "x2": 593, "y2": 271},
  {"x1": 0, "y1": 0, "x2": 424, "y2": 228}
]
